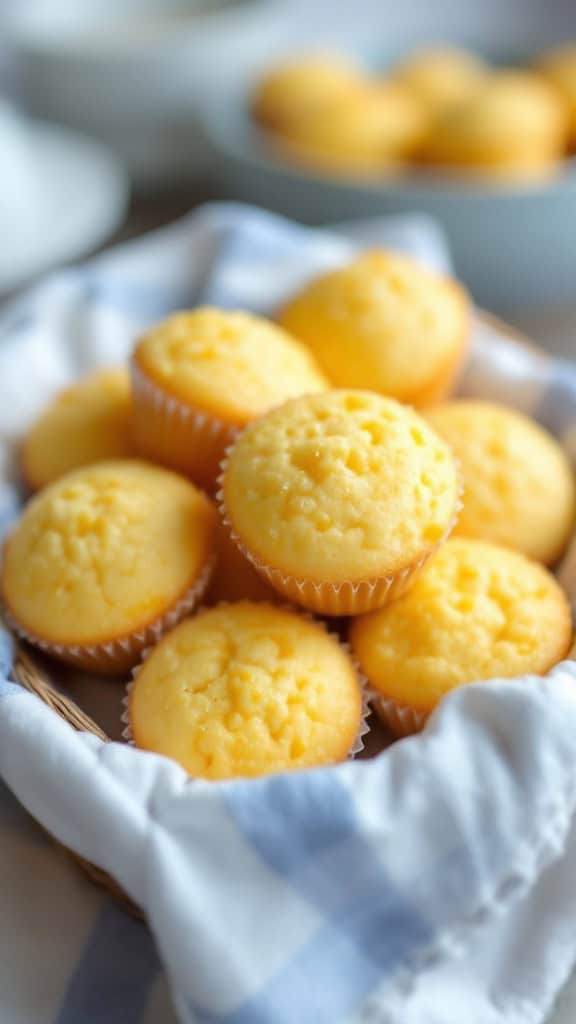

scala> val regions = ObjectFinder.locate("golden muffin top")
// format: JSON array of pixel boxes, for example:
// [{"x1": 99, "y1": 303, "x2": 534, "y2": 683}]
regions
[
  {"x1": 3, "y1": 460, "x2": 216, "y2": 647},
  {"x1": 252, "y1": 51, "x2": 364, "y2": 129},
  {"x1": 130, "y1": 601, "x2": 362, "y2": 779},
  {"x1": 426, "y1": 399, "x2": 576, "y2": 564},
  {"x1": 22, "y1": 368, "x2": 133, "y2": 491},
  {"x1": 422, "y1": 71, "x2": 569, "y2": 167},
  {"x1": 350, "y1": 537, "x2": 572, "y2": 713},
  {"x1": 537, "y1": 43, "x2": 576, "y2": 133},
  {"x1": 392, "y1": 46, "x2": 488, "y2": 113},
  {"x1": 278, "y1": 249, "x2": 469, "y2": 404},
  {"x1": 133, "y1": 307, "x2": 327, "y2": 425},
  {"x1": 222, "y1": 390, "x2": 460, "y2": 582},
  {"x1": 277, "y1": 82, "x2": 427, "y2": 170}
]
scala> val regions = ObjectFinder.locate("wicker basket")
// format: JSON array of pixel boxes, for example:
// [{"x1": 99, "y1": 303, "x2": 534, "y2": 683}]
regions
[
  {"x1": 12, "y1": 643, "x2": 143, "y2": 919},
  {"x1": 2, "y1": 312, "x2": 558, "y2": 920}
]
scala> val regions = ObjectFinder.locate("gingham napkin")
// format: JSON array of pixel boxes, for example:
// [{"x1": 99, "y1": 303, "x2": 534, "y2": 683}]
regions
[{"x1": 2, "y1": 203, "x2": 576, "y2": 1024}]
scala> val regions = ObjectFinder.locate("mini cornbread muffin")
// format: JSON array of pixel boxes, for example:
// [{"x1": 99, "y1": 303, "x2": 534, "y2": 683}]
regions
[
  {"x1": 221, "y1": 390, "x2": 460, "y2": 615},
  {"x1": 21, "y1": 368, "x2": 133, "y2": 491},
  {"x1": 252, "y1": 52, "x2": 363, "y2": 131},
  {"x1": 350, "y1": 538, "x2": 572, "y2": 737},
  {"x1": 421, "y1": 71, "x2": 569, "y2": 181},
  {"x1": 536, "y1": 44, "x2": 576, "y2": 148},
  {"x1": 205, "y1": 517, "x2": 278, "y2": 606},
  {"x1": 131, "y1": 308, "x2": 327, "y2": 489},
  {"x1": 2, "y1": 460, "x2": 216, "y2": 673},
  {"x1": 129, "y1": 601, "x2": 363, "y2": 779},
  {"x1": 278, "y1": 250, "x2": 469, "y2": 406},
  {"x1": 426, "y1": 400, "x2": 576, "y2": 565},
  {"x1": 275, "y1": 83, "x2": 427, "y2": 176},
  {"x1": 392, "y1": 46, "x2": 488, "y2": 114}
]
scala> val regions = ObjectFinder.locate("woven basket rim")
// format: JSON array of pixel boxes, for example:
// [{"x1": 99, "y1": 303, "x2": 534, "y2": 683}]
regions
[{"x1": 12, "y1": 642, "x2": 143, "y2": 919}]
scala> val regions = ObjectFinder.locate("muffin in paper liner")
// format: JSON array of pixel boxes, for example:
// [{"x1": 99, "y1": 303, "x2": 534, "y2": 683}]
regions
[
  {"x1": 121, "y1": 602, "x2": 372, "y2": 767},
  {"x1": 217, "y1": 447, "x2": 463, "y2": 617},
  {"x1": 4, "y1": 557, "x2": 215, "y2": 675},
  {"x1": 215, "y1": 389, "x2": 461, "y2": 614},
  {"x1": 357, "y1": 537, "x2": 573, "y2": 739},
  {"x1": 131, "y1": 359, "x2": 239, "y2": 492}
]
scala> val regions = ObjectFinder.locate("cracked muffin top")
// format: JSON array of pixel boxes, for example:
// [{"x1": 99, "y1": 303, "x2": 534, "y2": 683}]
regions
[
  {"x1": 129, "y1": 601, "x2": 363, "y2": 779},
  {"x1": 222, "y1": 390, "x2": 460, "y2": 584},
  {"x1": 2, "y1": 459, "x2": 216, "y2": 648}
]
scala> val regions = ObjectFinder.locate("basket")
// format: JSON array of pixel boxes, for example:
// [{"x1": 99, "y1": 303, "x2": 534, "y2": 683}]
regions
[
  {"x1": 3, "y1": 318, "x2": 559, "y2": 920},
  {"x1": 12, "y1": 643, "x2": 144, "y2": 919}
]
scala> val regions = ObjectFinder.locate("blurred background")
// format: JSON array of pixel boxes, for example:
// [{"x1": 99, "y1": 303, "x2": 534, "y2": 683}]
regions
[{"x1": 2, "y1": 0, "x2": 576, "y2": 352}]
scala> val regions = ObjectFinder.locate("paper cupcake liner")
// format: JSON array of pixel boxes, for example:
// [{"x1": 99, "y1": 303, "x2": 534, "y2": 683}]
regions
[
  {"x1": 122, "y1": 601, "x2": 371, "y2": 761},
  {"x1": 373, "y1": 694, "x2": 428, "y2": 738},
  {"x1": 4, "y1": 557, "x2": 214, "y2": 676},
  {"x1": 130, "y1": 360, "x2": 239, "y2": 490},
  {"x1": 217, "y1": 445, "x2": 463, "y2": 616}
]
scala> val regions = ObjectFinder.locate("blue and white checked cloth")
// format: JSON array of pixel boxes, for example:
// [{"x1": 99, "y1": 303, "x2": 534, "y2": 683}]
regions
[{"x1": 2, "y1": 203, "x2": 576, "y2": 1024}]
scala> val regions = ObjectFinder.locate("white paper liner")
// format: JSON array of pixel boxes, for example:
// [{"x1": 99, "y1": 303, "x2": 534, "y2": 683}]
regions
[
  {"x1": 121, "y1": 600, "x2": 371, "y2": 763},
  {"x1": 373, "y1": 694, "x2": 428, "y2": 738},
  {"x1": 130, "y1": 359, "x2": 239, "y2": 486},
  {"x1": 4, "y1": 556, "x2": 214, "y2": 674},
  {"x1": 217, "y1": 442, "x2": 463, "y2": 616}
]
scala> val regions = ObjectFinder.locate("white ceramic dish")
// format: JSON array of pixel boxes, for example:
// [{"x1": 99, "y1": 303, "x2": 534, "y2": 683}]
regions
[
  {"x1": 0, "y1": 120, "x2": 129, "y2": 294},
  {"x1": 205, "y1": 95, "x2": 576, "y2": 316}
]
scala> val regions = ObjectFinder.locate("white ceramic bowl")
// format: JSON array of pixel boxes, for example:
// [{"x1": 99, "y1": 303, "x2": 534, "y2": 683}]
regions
[
  {"x1": 205, "y1": 97, "x2": 576, "y2": 315},
  {"x1": 198, "y1": 0, "x2": 576, "y2": 315}
]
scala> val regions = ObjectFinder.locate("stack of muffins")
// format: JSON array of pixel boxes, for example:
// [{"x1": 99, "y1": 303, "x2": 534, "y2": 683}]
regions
[
  {"x1": 3, "y1": 250, "x2": 574, "y2": 779},
  {"x1": 252, "y1": 44, "x2": 576, "y2": 182}
]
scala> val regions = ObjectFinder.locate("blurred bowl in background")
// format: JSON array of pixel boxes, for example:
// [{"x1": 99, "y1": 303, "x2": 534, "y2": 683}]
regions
[
  {"x1": 4, "y1": 0, "x2": 278, "y2": 188},
  {"x1": 194, "y1": 0, "x2": 576, "y2": 316},
  {"x1": 206, "y1": 97, "x2": 576, "y2": 315},
  {"x1": 0, "y1": 100, "x2": 44, "y2": 258},
  {"x1": 0, "y1": 104, "x2": 128, "y2": 293}
]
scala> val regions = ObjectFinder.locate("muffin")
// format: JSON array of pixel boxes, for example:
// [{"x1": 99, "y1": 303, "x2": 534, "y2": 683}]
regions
[
  {"x1": 426, "y1": 399, "x2": 576, "y2": 565},
  {"x1": 350, "y1": 538, "x2": 572, "y2": 737},
  {"x1": 279, "y1": 250, "x2": 469, "y2": 406},
  {"x1": 21, "y1": 368, "x2": 133, "y2": 492},
  {"x1": 392, "y1": 46, "x2": 488, "y2": 114},
  {"x1": 221, "y1": 390, "x2": 460, "y2": 615},
  {"x1": 2, "y1": 460, "x2": 217, "y2": 673},
  {"x1": 128, "y1": 601, "x2": 364, "y2": 779},
  {"x1": 421, "y1": 71, "x2": 569, "y2": 181},
  {"x1": 535, "y1": 44, "x2": 576, "y2": 148},
  {"x1": 205, "y1": 517, "x2": 278, "y2": 606},
  {"x1": 131, "y1": 307, "x2": 328, "y2": 490},
  {"x1": 275, "y1": 82, "x2": 427, "y2": 176},
  {"x1": 252, "y1": 51, "x2": 363, "y2": 132}
]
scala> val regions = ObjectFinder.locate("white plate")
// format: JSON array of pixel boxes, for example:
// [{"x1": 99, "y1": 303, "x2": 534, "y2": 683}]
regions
[{"x1": 0, "y1": 121, "x2": 129, "y2": 294}]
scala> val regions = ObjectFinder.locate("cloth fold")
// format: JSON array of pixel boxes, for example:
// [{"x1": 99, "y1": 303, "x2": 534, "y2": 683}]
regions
[{"x1": 2, "y1": 203, "x2": 576, "y2": 1024}]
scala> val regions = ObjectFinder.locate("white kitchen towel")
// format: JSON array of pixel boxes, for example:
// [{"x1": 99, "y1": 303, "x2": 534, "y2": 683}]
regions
[{"x1": 1, "y1": 202, "x2": 576, "y2": 1024}]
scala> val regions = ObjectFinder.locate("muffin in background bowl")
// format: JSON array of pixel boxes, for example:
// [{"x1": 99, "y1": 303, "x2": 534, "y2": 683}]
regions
[
  {"x1": 419, "y1": 71, "x2": 570, "y2": 182},
  {"x1": 392, "y1": 45, "x2": 489, "y2": 115},
  {"x1": 252, "y1": 51, "x2": 364, "y2": 133}
]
